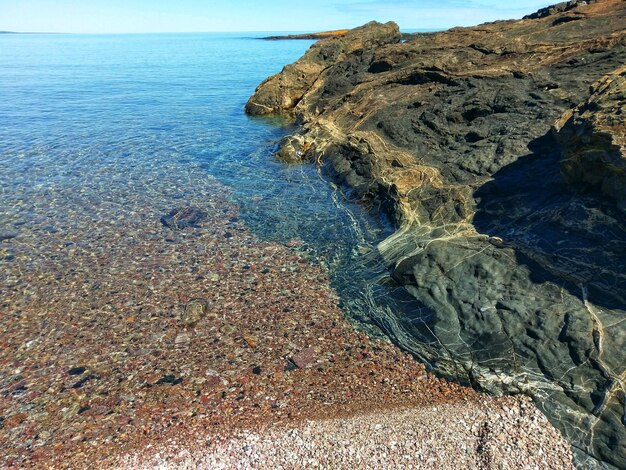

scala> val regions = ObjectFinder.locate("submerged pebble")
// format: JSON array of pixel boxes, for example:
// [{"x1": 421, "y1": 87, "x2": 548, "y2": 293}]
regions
[
  {"x1": 160, "y1": 206, "x2": 208, "y2": 229},
  {"x1": 180, "y1": 299, "x2": 207, "y2": 327},
  {"x1": 0, "y1": 231, "x2": 18, "y2": 241}
]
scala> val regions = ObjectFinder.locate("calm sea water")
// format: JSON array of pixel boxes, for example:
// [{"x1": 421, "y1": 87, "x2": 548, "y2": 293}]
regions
[{"x1": 0, "y1": 33, "x2": 397, "y2": 330}]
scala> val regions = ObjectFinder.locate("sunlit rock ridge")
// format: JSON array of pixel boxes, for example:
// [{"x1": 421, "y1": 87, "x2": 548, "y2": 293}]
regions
[{"x1": 246, "y1": 1, "x2": 626, "y2": 467}]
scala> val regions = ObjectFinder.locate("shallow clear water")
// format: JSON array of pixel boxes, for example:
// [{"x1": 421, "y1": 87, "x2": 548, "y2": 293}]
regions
[{"x1": 0, "y1": 33, "x2": 395, "y2": 331}]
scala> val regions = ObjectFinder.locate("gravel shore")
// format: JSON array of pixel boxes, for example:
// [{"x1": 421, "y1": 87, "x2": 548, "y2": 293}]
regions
[{"x1": 121, "y1": 396, "x2": 573, "y2": 469}]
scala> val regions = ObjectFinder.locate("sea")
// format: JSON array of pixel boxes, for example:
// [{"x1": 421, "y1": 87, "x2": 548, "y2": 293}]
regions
[{"x1": 0, "y1": 33, "x2": 402, "y2": 336}]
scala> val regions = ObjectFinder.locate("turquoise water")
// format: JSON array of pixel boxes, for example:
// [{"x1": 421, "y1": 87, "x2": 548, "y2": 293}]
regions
[{"x1": 0, "y1": 33, "x2": 395, "y2": 330}]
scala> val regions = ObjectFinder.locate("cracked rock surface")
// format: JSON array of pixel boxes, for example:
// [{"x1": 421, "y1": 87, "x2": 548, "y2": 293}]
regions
[{"x1": 246, "y1": 1, "x2": 626, "y2": 467}]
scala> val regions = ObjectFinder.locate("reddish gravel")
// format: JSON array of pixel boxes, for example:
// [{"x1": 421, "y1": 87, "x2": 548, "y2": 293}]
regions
[{"x1": 0, "y1": 182, "x2": 572, "y2": 469}]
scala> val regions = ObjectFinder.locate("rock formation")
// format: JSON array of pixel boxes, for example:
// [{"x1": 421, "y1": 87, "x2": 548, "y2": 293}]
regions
[
  {"x1": 555, "y1": 65, "x2": 626, "y2": 212},
  {"x1": 245, "y1": 21, "x2": 401, "y2": 116},
  {"x1": 246, "y1": 1, "x2": 626, "y2": 467}
]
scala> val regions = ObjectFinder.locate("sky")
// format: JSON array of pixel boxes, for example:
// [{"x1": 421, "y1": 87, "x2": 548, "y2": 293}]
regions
[{"x1": 1, "y1": 0, "x2": 555, "y2": 34}]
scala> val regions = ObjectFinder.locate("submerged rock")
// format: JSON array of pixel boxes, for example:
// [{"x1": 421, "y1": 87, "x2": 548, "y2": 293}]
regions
[
  {"x1": 68, "y1": 367, "x2": 86, "y2": 376},
  {"x1": 180, "y1": 299, "x2": 208, "y2": 327},
  {"x1": 246, "y1": 2, "x2": 626, "y2": 467},
  {"x1": 276, "y1": 135, "x2": 309, "y2": 163},
  {"x1": 160, "y1": 207, "x2": 208, "y2": 229},
  {"x1": 155, "y1": 374, "x2": 183, "y2": 386},
  {"x1": 291, "y1": 347, "x2": 317, "y2": 369},
  {"x1": 0, "y1": 231, "x2": 18, "y2": 242}
]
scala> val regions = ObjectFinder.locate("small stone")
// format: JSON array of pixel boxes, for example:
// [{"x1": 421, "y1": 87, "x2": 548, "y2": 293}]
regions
[
  {"x1": 180, "y1": 299, "x2": 207, "y2": 327},
  {"x1": 155, "y1": 374, "x2": 183, "y2": 385},
  {"x1": 252, "y1": 366, "x2": 262, "y2": 375},
  {"x1": 175, "y1": 332, "x2": 191, "y2": 346},
  {"x1": 291, "y1": 347, "x2": 317, "y2": 369},
  {"x1": 219, "y1": 324, "x2": 236, "y2": 335},
  {"x1": 68, "y1": 366, "x2": 86, "y2": 376},
  {"x1": 242, "y1": 334, "x2": 258, "y2": 348},
  {"x1": 205, "y1": 376, "x2": 222, "y2": 387},
  {"x1": 160, "y1": 207, "x2": 208, "y2": 229}
]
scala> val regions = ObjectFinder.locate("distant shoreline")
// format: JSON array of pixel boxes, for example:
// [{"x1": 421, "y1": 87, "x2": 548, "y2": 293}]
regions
[
  {"x1": 260, "y1": 29, "x2": 439, "y2": 41},
  {"x1": 0, "y1": 31, "x2": 66, "y2": 34},
  {"x1": 261, "y1": 29, "x2": 349, "y2": 40}
]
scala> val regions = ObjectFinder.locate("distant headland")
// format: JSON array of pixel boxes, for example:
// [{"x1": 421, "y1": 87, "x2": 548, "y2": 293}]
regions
[
  {"x1": 261, "y1": 29, "x2": 349, "y2": 40},
  {"x1": 260, "y1": 29, "x2": 435, "y2": 41}
]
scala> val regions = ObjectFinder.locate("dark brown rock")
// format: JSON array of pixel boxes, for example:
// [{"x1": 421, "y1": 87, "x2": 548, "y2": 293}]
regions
[{"x1": 246, "y1": 2, "x2": 626, "y2": 467}]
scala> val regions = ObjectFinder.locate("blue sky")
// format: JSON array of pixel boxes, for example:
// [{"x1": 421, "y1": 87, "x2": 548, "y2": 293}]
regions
[{"x1": 1, "y1": 0, "x2": 554, "y2": 33}]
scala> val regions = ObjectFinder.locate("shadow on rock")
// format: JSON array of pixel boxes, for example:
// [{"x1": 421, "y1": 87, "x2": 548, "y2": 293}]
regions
[{"x1": 473, "y1": 132, "x2": 626, "y2": 311}]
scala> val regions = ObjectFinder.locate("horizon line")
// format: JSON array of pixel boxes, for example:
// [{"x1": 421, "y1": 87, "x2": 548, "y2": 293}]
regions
[{"x1": 0, "y1": 27, "x2": 444, "y2": 36}]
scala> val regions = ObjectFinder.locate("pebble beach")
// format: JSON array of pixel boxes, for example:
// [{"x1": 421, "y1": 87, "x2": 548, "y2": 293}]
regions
[{"x1": 1, "y1": 175, "x2": 573, "y2": 468}]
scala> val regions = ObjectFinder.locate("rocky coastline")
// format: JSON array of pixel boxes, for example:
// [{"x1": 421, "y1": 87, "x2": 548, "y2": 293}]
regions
[{"x1": 246, "y1": 1, "x2": 626, "y2": 468}]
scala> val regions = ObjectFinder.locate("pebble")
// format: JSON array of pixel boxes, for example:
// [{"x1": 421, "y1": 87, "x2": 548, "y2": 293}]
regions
[
  {"x1": 0, "y1": 230, "x2": 18, "y2": 241},
  {"x1": 180, "y1": 299, "x2": 206, "y2": 327},
  {"x1": 175, "y1": 332, "x2": 191, "y2": 346},
  {"x1": 242, "y1": 334, "x2": 258, "y2": 348},
  {"x1": 291, "y1": 347, "x2": 317, "y2": 368},
  {"x1": 219, "y1": 324, "x2": 236, "y2": 335},
  {"x1": 160, "y1": 207, "x2": 208, "y2": 229}
]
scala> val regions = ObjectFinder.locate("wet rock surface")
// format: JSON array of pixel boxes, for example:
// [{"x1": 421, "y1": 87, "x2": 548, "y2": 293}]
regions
[{"x1": 246, "y1": 1, "x2": 626, "y2": 467}]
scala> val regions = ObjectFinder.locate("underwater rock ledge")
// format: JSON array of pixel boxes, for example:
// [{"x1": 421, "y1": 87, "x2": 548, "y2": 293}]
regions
[{"x1": 246, "y1": 1, "x2": 626, "y2": 468}]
